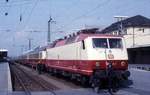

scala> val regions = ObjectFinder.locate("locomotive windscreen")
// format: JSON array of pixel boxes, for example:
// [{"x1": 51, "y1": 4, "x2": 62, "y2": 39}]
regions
[
  {"x1": 109, "y1": 38, "x2": 123, "y2": 48},
  {"x1": 92, "y1": 38, "x2": 123, "y2": 48},
  {"x1": 92, "y1": 38, "x2": 108, "y2": 48}
]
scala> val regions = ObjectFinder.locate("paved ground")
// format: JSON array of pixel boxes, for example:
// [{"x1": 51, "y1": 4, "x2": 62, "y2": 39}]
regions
[
  {"x1": 1, "y1": 64, "x2": 150, "y2": 95},
  {"x1": 123, "y1": 68, "x2": 150, "y2": 95},
  {"x1": 0, "y1": 62, "x2": 12, "y2": 92},
  {"x1": 18, "y1": 64, "x2": 81, "y2": 90},
  {"x1": 36, "y1": 68, "x2": 150, "y2": 95}
]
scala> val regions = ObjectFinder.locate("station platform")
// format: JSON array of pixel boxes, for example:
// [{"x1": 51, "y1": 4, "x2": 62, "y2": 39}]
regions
[{"x1": 0, "y1": 62, "x2": 12, "y2": 93}]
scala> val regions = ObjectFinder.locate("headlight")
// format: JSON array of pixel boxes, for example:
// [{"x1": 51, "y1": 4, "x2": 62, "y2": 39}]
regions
[
  {"x1": 121, "y1": 61, "x2": 126, "y2": 66},
  {"x1": 95, "y1": 62, "x2": 100, "y2": 67}
]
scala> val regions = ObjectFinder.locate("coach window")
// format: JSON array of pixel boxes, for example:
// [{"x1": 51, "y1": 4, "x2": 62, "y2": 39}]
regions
[{"x1": 82, "y1": 40, "x2": 85, "y2": 50}]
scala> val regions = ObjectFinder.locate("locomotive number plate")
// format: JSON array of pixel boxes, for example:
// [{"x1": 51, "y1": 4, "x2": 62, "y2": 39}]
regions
[{"x1": 108, "y1": 54, "x2": 114, "y2": 59}]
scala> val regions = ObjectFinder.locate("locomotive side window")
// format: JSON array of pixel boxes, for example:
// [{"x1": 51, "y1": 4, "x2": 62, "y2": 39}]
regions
[
  {"x1": 109, "y1": 38, "x2": 123, "y2": 48},
  {"x1": 92, "y1": 38, "x2": 108, "y2": 48},
  {"x1": 82, "y1": 40, "x2": 85, "y2": 50}
]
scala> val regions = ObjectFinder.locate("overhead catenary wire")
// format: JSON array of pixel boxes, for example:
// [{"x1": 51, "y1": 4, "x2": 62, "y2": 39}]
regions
[
  {"x1": 15, "y1": 0, "x2": 40, "y2": 32},
  {"x1": 71, "y1": 0, "x2": 112, "y2": 21},
  {"x1": 0, "y1": 0, "x2": 32, "y2": 4},
  {"x1": 55, "y1": 0, "x2": 112, "y2": 32},
  {"x1": 0, "y1": 2, "x2": 32, "y2": 7},
  {"x1": 0, "y1": 0, "x2": 33, "y2": 22},
  {"x1": 53, "y1": 0, "x2": 81, "y2": 19},
  {"x1": 10, "y1": 1, "x2": 36, "y2": 32}
]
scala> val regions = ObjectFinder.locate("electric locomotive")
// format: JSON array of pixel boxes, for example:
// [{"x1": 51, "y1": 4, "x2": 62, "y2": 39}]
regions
[{"x1": 17, "y1": 28, "x2": 130, "y2": 91}]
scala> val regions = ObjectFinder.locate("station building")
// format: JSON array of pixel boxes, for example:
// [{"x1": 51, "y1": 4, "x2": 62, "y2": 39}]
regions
[{"x1": 101, "y1": 15, "x2": 150, "y2": 64}]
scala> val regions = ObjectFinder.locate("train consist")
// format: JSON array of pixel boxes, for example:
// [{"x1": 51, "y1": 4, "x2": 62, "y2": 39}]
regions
[
  {"x1": 17, "y1": 28, "x2": 130, "y2": 91},
  {"x1": 0, "y1": 49, "x2": 8, "y2": 62}
]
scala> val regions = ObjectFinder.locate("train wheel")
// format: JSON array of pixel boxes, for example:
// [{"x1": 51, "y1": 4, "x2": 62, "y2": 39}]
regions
[
  {"x1": 81, "y1": 76, "x2": 89, "y2": 87},
  {"x1": 93, "y1": 86, "x2": 100, "y2": 93},
  {"x1": 91, "y1": 78, "x2": 101, "y2": 93},
  {"x1": 108, "y1": 88, "x2": 117, "y2": 95},
  {"x1": 90, "y1": 72, "x2": 101, "y2": 93},
  {"x1": 108, "y1": 77, "x2": 119, "y2": 95},
  {"x1": 37, "y1": 64, "x2": 42, "y2": 74},
  {"x1": 41, "y1": 64, "x2": 46, "y2": 72}
]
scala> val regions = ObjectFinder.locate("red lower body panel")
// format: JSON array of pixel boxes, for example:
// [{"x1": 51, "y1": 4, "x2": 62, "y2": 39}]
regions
[
  {"x1": 18, "y1": 59, "x2": 128, "y2": 76},
  {"x1": 45, "y1": 59, "x2": 128, "y2": 76}
]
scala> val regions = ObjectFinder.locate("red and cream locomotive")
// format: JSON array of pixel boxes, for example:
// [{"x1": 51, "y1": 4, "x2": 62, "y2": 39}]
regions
[{"x1": 17, "y1": 28, "x2": 130, "y2": 91}]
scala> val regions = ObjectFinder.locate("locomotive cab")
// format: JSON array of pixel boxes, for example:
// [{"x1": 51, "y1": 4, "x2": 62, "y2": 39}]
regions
[
  {"x1": 84, "y1": 36, "x2": 130, "y2": 92},
  {"x1": 85, "y1": 36, "x2": 128, "y2": 70}
]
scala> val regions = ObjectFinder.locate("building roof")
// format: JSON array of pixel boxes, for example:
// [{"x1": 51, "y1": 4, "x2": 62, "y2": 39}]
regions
[{"x1": 101, "y1": 15, "x2": 150, "y2": 33}]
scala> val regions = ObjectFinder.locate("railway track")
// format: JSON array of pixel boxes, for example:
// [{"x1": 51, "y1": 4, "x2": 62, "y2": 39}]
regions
[
  {"x1": 18, "y1": 63, "x2": 82, "y2": 89},
  {"x1": 10, "y1": 63, "x2": 58, "y2": 95},
  {"x1": 43, "y1": 73, "x2": 82, "y2": 89}
]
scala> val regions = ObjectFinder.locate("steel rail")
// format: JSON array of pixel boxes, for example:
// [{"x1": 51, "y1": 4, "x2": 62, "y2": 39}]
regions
[
  {"x1": 15, "y1": 63, "x2": 57, "y2": 95},
  {"x1": 11, "y1": 65, "x2": 31, "y2": 95}
]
